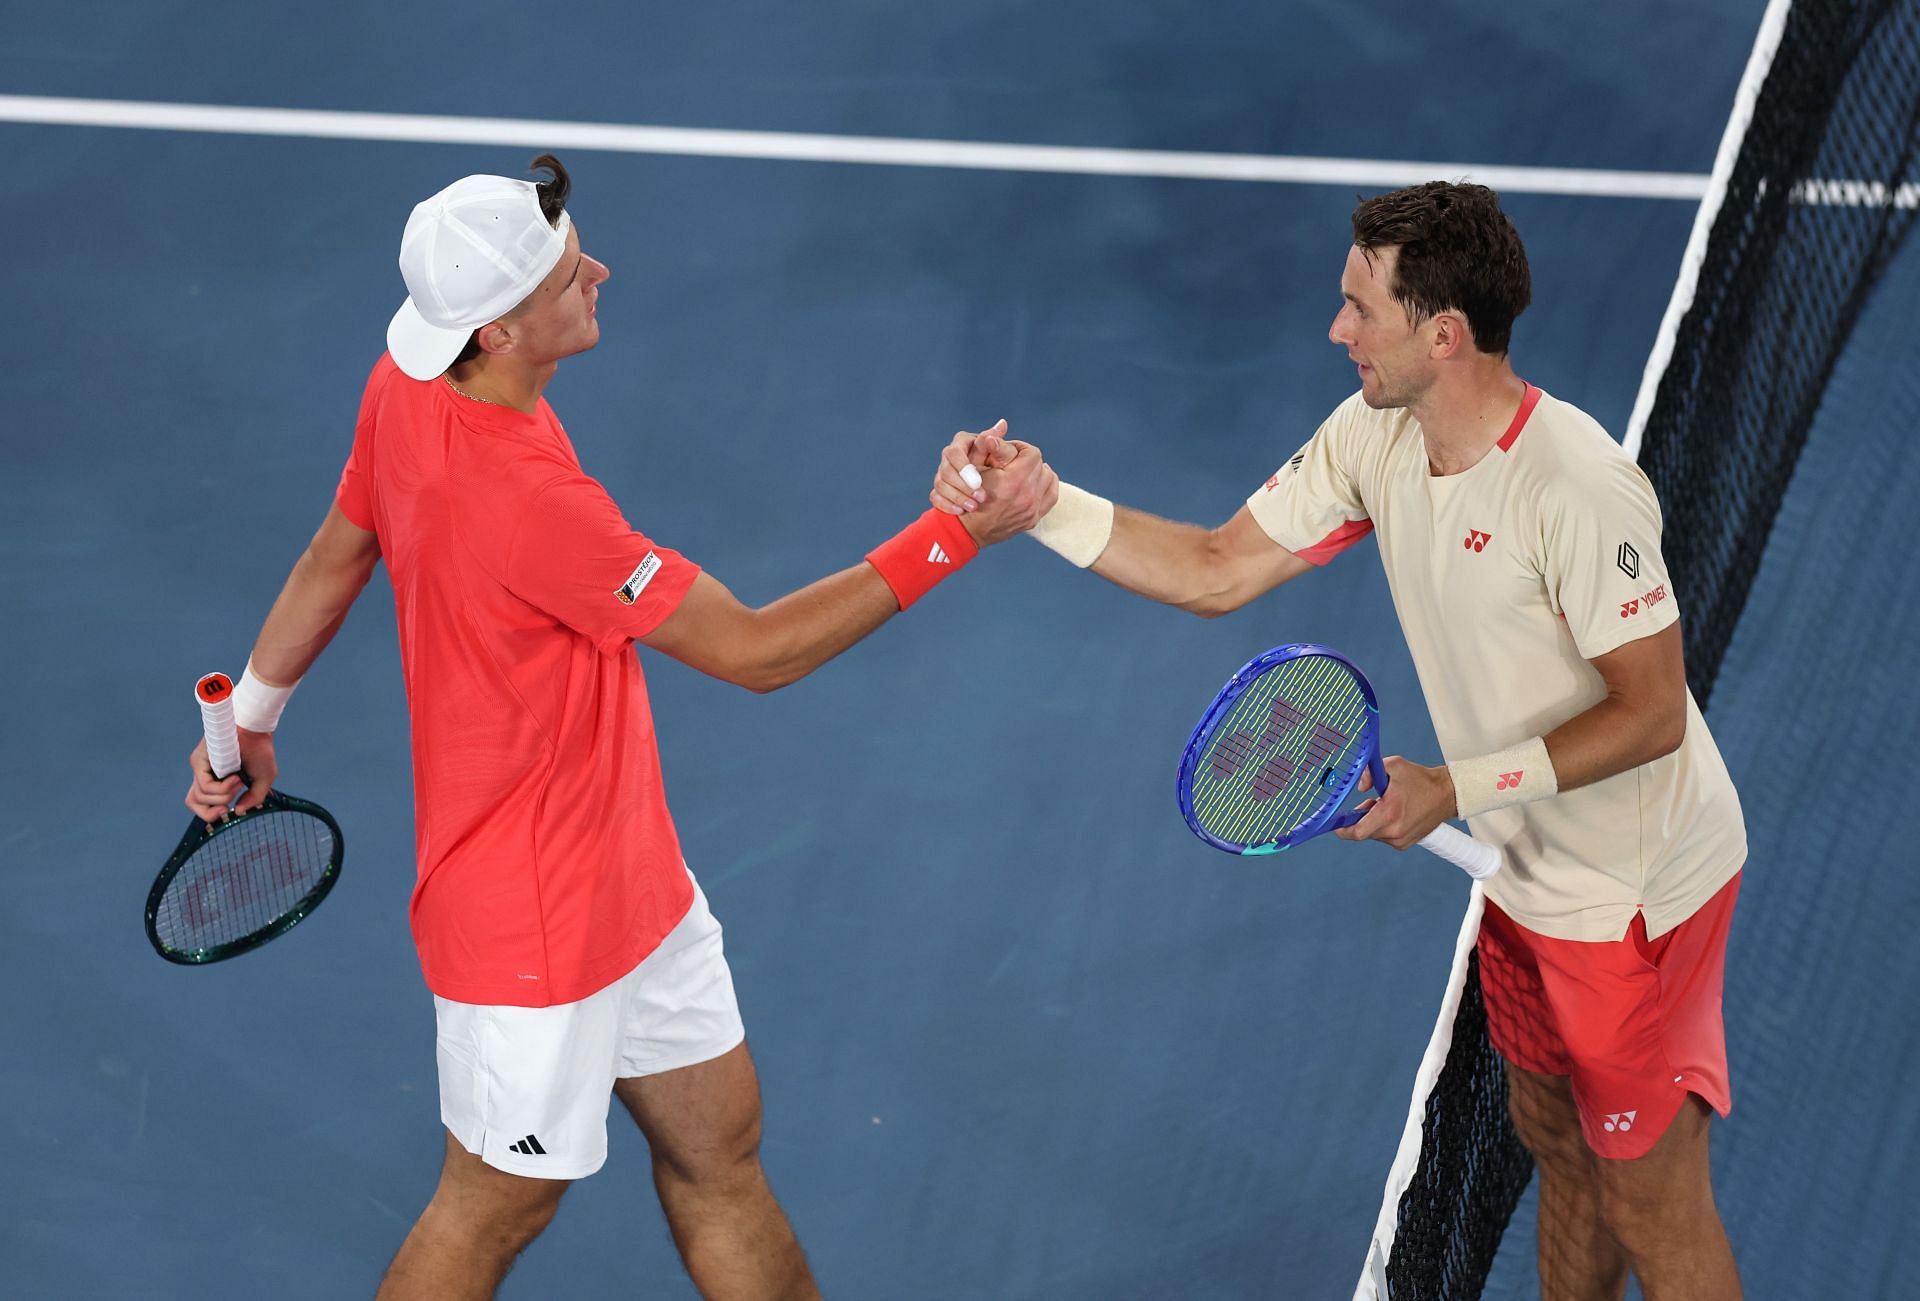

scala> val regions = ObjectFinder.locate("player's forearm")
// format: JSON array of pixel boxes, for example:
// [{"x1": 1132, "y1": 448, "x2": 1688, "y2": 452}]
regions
[
  {"x1": 1088, "y1": 507, "x2": 1249, "y2": 617},
  {"x1": 734, "y1": 564, "x2": 902, "y2": 692},
  {"x1": 248, "y1": 542, "x2": 380, "y2": 686},
  {"x1": 1542, "y1": 693, "x2": 1686, "y2": 793}
]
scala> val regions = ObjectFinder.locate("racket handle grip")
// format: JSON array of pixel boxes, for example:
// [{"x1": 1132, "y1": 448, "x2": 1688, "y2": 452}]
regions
[
  {"x1": 195, "y1": 672, "x2": 242, "y2": 781},
  {"x1": 1418, "y1": 822, "x2": 1503, "y2": 881}
]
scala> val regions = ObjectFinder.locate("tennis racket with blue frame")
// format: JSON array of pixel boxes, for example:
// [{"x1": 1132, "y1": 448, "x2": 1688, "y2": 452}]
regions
[{"x1": 1177, "y1": 643, "x2": 1501, "y2": 880}]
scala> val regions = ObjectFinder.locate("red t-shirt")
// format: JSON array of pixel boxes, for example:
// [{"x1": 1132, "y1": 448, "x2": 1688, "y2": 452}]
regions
[{"x1": 336, "y1": 354, "x2": 699, "y2": 1006}]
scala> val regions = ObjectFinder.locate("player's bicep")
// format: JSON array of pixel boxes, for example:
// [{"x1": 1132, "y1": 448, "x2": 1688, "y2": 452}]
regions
[
  {"x1": 309, "y1": 503, "x2": 381, "y2": 573},
  {"x1": 1587, "y1": 620, "x2": 1688, "y2": 751},
  {"x1": 635, "y1": 572, "x2": 762, "y2": 684},
  {"x1": 1210, "y1": 506, "x2": 1315, "y2": 606}
]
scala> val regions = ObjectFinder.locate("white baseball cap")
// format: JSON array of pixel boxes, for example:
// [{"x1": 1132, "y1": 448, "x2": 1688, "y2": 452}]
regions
[{"x1": 386, "y1": 174, "x2": 573, "y2": 381}]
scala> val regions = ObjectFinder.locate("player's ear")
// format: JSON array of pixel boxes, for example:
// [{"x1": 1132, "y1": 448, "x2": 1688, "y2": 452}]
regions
[
  {"x1": 476, "y1": 320, "x2": 515, "y2": 357},
  {"x1": 1428, "y1": 310, "x2": 1471, "y2": 361}
]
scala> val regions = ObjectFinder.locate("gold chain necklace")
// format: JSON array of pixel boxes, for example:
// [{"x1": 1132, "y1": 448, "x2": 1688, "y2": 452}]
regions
[{"x1": 445, "y1": 374, "x2": 506, "y2": 407}]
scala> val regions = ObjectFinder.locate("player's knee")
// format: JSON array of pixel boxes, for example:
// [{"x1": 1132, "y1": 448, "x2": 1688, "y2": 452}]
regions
[
  {"x1": 661, "y1": 1109, "x2": 766, "y2": 1195},
  {"x1": 436, "y1": 1173, "x2": 570, "y2": 1250},
  {"x1": 1592, "y1": 1165, "x2": 1670, "y2": 1253}
]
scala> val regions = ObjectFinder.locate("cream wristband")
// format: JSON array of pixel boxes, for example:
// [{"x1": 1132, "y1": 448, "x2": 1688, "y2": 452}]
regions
[
  {"x1": 232, "y1": 659, "x2": 300, "y2": 733},
  {"x1": 1028, "y1": 482, "x2": 1115, "y2": 568},
  {"x1": 1448, "y1": 736, "x2": 1558, "y2": 818}
]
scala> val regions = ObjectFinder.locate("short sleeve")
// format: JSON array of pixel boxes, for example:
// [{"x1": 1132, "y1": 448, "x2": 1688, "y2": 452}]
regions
[
  {"x1": 335, "y1": 384, "x2": 379, "y2": 531},
  {"x1": 1244, "y1": 395, "x2": 1374, "y2": 565},
  {"x1": 504, "y1": 473, "x2": 701, "y2": 653},
  {"x1": 1542, "y1": 458, "x2": 1679, "y2": 659}
]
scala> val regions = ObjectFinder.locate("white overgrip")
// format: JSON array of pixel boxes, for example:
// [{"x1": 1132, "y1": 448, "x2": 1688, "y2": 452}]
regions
[
  {"x1": 195, "y1": 672, "x2": 241, "y2": 781},
  {"x1": 1417, "y1": 822, "x2": 1502, "y2": 880}
]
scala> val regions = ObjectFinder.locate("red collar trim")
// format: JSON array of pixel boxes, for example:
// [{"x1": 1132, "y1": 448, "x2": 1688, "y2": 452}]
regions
[{"x1": 1497, "y1": 383, "x2": 1542, "y2": 453}]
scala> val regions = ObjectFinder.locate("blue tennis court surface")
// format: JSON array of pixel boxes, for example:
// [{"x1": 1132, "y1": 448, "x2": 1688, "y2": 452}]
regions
[{"x1": 8, "y1": 2, "x2": 1915, "y2": 1296}]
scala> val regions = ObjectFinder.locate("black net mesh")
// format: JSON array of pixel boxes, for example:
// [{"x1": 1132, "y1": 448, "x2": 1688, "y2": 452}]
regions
[
  {"x1": 1639, "y1": 0, "x2": 1920, "y2": 710},
  {"x1": 1382, "y1": 950, "x2": 1535, "y2": 1299},
  {"x1": 1378, "y1": 1, "x2": 1920, "y2": 1294}
]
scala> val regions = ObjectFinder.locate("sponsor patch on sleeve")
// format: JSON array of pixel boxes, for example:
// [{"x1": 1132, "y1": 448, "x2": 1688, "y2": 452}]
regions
[{"x1": 615, "y1": 551, "x2": 663, "y2": 605}]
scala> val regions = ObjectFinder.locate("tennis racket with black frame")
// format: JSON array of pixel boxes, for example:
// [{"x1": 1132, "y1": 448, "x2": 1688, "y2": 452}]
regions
[
  {"x1": 1177, "y1": 643, "x2": 1502, "y2": 880},
  {"x1": 145, "y1": 672, "x2": 344, "y2": 964}
]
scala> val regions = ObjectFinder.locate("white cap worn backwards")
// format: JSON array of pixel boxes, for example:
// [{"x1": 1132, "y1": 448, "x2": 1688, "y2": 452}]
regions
[{"x1": 386, "y1": 174, "x2": 572, "y2": 381}]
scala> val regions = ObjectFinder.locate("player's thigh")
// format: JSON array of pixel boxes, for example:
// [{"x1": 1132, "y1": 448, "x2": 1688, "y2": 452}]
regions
[
  {"x1": 614, "y1": 1040, "x2": 765, "y2": 1181},
  {"x1": 608, "y1": 872, "x2": 756, "y2": 1181},
  {"x1": 1505, "y1": 1062, "x2": 1588, "y2": 1168}
]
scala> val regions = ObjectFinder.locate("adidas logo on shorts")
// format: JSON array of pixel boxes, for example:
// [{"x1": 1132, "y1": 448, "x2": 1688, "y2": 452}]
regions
[{"x1": 508, "y1": 1134, "x2": 547, "y2": 1155}]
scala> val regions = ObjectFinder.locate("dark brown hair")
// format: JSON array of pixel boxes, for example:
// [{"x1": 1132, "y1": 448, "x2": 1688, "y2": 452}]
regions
[
  {"x1": 1350, "y1": 182, "x2": 1530, "y2": 356},
  {"x1": 452, "y1": 153, "x2": 572, "y2": 366}
]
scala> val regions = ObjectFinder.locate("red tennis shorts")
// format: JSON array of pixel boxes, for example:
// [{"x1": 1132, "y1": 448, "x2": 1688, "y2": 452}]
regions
[{"x1": 1477, "y1": 872, "x2": 1740, "y2": 1160}]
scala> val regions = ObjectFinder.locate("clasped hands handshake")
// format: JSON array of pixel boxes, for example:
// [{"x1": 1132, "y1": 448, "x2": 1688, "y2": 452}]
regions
[{"x1": 925, "y1": 419, "x2": 1058, "y2": 546}]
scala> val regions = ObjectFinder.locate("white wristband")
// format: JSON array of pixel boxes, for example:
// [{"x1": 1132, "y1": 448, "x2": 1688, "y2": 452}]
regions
[
  {"x1": 232, "y1": 659, "x2": 300, "y2": 733},
  {"x1": 1448, "y1": 736, "x2": 1558, "y2": 819},
  {"x1": 1028, "y1": 482, "x2": 1115, "y2": 568}
]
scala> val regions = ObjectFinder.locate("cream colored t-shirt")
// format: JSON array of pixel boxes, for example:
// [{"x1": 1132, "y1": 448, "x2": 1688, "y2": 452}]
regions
[{"x1": 1245, "y1": 385, "x2": 1745, "y2": 941}]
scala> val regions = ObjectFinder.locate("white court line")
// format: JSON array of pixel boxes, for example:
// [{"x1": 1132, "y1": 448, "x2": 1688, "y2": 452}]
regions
[{"x1": 0, "y1": 94, "x2": 1711, "y2": 200}]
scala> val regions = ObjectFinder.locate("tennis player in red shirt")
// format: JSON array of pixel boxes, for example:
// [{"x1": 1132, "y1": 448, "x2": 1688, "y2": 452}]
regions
[{"x1": 183, "y1": 154, "x2": 1054, "y2": 1299}]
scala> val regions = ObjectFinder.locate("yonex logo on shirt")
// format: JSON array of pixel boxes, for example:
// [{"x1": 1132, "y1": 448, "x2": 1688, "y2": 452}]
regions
[
  {"x1": 1620, "y1": 584, "x2": 1667, "y2": 619},
  {"x1": 1602, "y1": 1111, "x2": 1638, "y2": 1134},
  {"x1": 1264, "y1": 454, "x2": 1305, "y2": 493},
  {"x1": 1464, "y1": 529, "x2": 1492, "y2": 552}
]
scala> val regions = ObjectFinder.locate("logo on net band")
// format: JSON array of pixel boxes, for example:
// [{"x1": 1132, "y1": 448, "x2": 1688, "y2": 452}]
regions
[{"x1": 1464, "y1": 529, "x2": 1493, "y2": 552}]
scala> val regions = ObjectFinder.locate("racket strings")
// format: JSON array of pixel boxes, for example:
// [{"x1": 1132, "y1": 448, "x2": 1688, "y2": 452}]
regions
[
  {"x1": 1199, "y1": 661, "x2": 1356, "y2": 836},
  {"x1": 152, "y1": 810, "x2": 336, "y2": 953},
  {"x1": 1190, "y1": 657, "x2": 1371, "y2": 846}
]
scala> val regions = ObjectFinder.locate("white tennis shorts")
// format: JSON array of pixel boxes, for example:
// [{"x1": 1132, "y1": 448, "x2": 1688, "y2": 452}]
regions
[{"x1": 434, "y1": 875, "x2": 746, "y2": 1180}]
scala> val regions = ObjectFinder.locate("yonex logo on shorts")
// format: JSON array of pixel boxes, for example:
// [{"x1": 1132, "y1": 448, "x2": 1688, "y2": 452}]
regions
[
  {"x1": 615, "y1": 551, "x2": 663, "y2": 605},
  {"x1": 1601, "y1": 1110, "x2": 1637, "y2": 1133},
  {"x1": 508, "y1": 1134, "x2": 547, "y2": 1155}
]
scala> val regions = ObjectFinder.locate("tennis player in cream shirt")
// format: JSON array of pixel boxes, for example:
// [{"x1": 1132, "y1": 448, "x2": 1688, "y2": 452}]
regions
[{"x1": 932, "y1": 182, "x2": 1746, "y2": 1300}]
